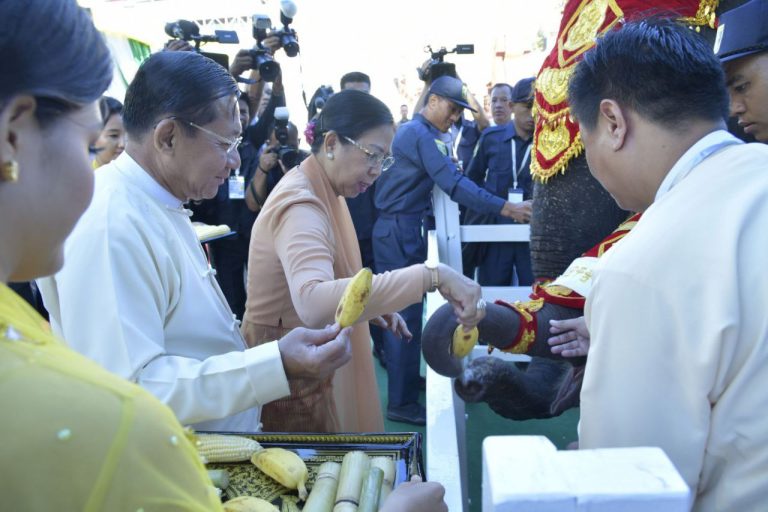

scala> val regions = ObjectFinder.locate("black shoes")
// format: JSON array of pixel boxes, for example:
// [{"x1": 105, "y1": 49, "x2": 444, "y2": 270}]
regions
[{"x1": 386, "y1": 403, "x2": 426, "y2": 425}]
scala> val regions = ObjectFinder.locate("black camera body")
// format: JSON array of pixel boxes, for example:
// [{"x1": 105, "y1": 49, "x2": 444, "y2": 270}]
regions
[
  {"x1": 269, "y1": 107, "x2": 305, "y2": 170},
  {"x1": 248, "y1": 48, "x2": 280, "y2": 82},
  {"x1": 421, "y1": 44, "x2": 474, "y2": 81},
  {"x1": 250, "y1": 8, "x2": 300, "y2": 82},
  {"x1": 164, "y1": 20, "x2": 239, "y2": 68}
]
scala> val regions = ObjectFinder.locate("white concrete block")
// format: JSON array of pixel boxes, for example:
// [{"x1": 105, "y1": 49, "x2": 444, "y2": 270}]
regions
[{"x1": 482, "y1": 436, "x2": 690, "y2": 512}]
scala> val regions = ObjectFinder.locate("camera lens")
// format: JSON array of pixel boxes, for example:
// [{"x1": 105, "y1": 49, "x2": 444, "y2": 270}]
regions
[
  {"x1": 259, "y1": 60, "x2": 280, "y2": 81},
  {"x1": 279, "y1": 147, "x2": 299, "y2": 169},
  {"x1": 281, "y1": 34, "x2": 299, "y2": 57}
]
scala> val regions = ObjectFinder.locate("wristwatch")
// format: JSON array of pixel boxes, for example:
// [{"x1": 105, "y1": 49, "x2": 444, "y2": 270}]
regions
[{"x1": 424, "y1": 260, "x2": 440, "y2": 292}]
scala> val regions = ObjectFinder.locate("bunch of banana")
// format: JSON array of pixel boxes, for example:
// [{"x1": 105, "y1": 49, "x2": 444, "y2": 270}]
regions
[
  {"x1": 222, "y1": 496, "x2": 279, "y2": 512},
  {"x1": 335, "y1": 267, "x2": 373, "y2": 328},
  {"x1": 251, "y1": 448, "x2": 309, "y2": 501},
  {"x1": 451, "y1": 325, "x2": 479, "y2": 358}
]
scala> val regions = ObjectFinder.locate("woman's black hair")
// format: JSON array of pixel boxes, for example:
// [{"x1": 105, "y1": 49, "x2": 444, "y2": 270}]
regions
[
  {"x1": 0, "y1": 0, "x2": 112, "y2": 126},
  {"x1": 99, "y1": 96, "x2": 124, "y2": 127},
  {"x1": 309, "y1": 90, "x2": 394, "y2": 153}
]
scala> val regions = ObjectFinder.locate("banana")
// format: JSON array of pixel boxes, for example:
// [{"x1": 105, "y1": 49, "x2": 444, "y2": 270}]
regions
[
  {"x1": 335, "y1": 267, "x2": 373, "y2": 327},
  {"x1": 222, "y1": 496, "x2": 279, "y2": 512},
  {"x1": 451, "y1": 325, "x2": 479, "y2": 358},
  {"x1": 251, "y1": 447, "x2": 309, "y2": 501}
]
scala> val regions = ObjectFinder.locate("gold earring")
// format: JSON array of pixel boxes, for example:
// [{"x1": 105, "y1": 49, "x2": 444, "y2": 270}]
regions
[{"x1": 0, "y1": 160, "x2": 18, "y2": 183}]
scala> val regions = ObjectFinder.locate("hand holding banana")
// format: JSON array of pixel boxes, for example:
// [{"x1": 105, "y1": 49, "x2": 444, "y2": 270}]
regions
[
  {"x1": 430, "y1": 263, "x2": 485, "y2": 329},
  {"x1": 277, "y1": 324, "x2": 352, "y2": 381}
]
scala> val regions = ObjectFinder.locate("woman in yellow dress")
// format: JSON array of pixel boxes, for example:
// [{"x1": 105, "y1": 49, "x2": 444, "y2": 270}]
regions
[{"x1": 0, "y1": 1, "x2": 222, "y2": 509}]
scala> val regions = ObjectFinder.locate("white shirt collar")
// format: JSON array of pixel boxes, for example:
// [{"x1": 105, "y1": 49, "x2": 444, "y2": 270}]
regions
[
  {"x1": 112, "y1": 152, "x2": 184, "y2": 209},
  {"x1": 654, "y1": 129, "x2": 742, "y2": 202}
]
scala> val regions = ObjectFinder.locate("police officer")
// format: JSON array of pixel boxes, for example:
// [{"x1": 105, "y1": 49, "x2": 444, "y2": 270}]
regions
[
  {"x1": 465, "y1": 77, "x2": 536, "y2": 286},
  {"x1": 336, "y1": 71, "x2": 389, "y2": 368},
  {"x1": 717, "y1": 0, "x2": 768, "y2": 143},
  {"x1": 373, "y1": 76, "x2": 530, "y2": 425}
]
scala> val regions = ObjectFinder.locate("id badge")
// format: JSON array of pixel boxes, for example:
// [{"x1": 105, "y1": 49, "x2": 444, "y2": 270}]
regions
[
  {"x1": 228, "y1": 175, "x2": 245, "y2": 200},
  {"x1": 508, "y1": 188, "x2": 524, "y2": 204}
]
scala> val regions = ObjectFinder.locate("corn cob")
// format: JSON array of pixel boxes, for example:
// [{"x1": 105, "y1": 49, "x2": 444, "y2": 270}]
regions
[{"x1": 195, "y1": 433, "x2": 263, "y2": 463}]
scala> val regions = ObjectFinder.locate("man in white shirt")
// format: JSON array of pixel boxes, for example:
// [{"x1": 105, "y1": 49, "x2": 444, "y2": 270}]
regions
[
  {"x1": 568, "y1": 17, "x2": 768, "y2": 510},
  {"x1": 39, "y1": 51, "x2": 352, "y2": 432}
]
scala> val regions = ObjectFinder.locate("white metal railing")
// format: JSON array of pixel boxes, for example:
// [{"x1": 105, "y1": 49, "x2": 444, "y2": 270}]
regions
[
  {"x1": 425, "y1": 186, "x2": 532, "y2": 511},
  {"x1": 425, "y1": 187, "x2": 689, "y2": 512}
]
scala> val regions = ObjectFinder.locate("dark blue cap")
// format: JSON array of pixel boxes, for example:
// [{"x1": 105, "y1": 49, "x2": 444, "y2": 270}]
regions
[
  {"x1": 428, "y1": 76, "x2": 476, "y2": 112},
  {"x1": 715, "y1": 0, "x2": 768, "y2": 63},
  {"x1": 512, "y1": 77, "x2": 535, "y2": 103}
]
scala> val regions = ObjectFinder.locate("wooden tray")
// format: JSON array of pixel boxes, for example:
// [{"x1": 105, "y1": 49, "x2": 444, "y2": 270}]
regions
[{"x1": 203, "y1": 432, "x2": 424, "y2": 507}]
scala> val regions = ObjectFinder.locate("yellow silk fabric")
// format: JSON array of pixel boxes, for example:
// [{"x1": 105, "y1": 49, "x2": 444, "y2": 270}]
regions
[{"x1": 0, "y1": 283, "x2": 223, "y2": 511}]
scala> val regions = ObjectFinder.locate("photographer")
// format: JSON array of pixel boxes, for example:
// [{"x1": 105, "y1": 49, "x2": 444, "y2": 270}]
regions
[{"x1": 245, "y1": 118, "x2": 308, "y2": 213}]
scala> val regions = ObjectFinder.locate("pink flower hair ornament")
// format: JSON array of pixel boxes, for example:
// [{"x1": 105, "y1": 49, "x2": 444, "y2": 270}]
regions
[{"x1": 304, "y1": 119, "x2": 317, "y2": 145}]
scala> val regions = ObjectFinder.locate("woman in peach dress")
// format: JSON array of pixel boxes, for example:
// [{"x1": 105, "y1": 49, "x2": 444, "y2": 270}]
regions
[{"x1": 243, "y1": 90, "x2": 485, "y2": 432}]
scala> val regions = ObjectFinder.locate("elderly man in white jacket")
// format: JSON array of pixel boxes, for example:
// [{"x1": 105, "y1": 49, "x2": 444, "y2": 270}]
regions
[
  {"x1": 39, "y1": 51, "x2": 352, "y2": 432},
  {"x1": 568, "y1": 17, "x2": 768, "y2": 511}
]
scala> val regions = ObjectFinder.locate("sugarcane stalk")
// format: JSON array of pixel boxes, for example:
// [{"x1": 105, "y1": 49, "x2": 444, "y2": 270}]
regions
[
  {"x1": 333, "y1": 451, "x2": 370, "y2": 512},
  {"x1": 369, "y1": 457, "x2": 395, "y2": 509},
  {"x1": 302, "y1": 462, "x2": 341, "y2": 512},
  {"x1": 357, "y1": 467, "x2": 384, "y2": 512}
]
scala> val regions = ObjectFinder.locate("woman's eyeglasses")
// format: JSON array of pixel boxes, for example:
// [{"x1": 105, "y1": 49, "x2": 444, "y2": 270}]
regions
[{"x1": 342, "y1": 136, "x2": 395, "y2": 171}]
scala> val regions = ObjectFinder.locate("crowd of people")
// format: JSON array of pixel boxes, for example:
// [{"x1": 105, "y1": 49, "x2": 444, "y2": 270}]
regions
[{"x1": 2, "y1": 0, "x2": 768, "y2": 510}]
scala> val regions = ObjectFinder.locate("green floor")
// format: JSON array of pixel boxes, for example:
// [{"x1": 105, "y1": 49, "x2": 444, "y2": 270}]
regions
[{"x1": 372, "y1": 353, "x2": 580, "y2": 512}]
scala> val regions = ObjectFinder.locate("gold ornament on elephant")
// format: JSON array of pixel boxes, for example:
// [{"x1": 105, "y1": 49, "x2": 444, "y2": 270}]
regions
[
  {"x1": 537, "y1": 67, "x2": 574, "y2": 106},
  {"x1": 537, "y1": 121, "x2": 573, "y2": 162},
  {"x1": 562, "y1": 0, "x2": 610, "y2": 52}
]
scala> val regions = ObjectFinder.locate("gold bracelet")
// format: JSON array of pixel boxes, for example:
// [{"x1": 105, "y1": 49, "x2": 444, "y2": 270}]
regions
[{"x1": 425, "y1": 263, "x2": 439, "y2": 292}]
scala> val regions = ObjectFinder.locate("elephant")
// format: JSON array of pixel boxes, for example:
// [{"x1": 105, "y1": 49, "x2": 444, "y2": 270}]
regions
[
  {"x1": 423, "y1": 154, "x2": 626, "y2": 420},
  {"x1": 422, "y1": 0, "x2": 749, "y2": 421}
]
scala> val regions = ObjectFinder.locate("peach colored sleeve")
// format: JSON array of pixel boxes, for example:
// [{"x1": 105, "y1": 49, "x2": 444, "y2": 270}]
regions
[{"x1": 272, "y1": 202, "x2": 427, "y2": 328}]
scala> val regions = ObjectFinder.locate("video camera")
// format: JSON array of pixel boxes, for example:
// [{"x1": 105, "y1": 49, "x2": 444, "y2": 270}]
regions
[
  {"x1": 250, "y1": 1, "x2": 300, "y2": 82},
  {"x1": 420, "y1": 44, "x2": 475, "y2": 81},
  {"x1": 270, "y1": 107, "x2": 305, "y2": 169},
  {"x1": 164, "y1": 20, "x2": 239, "y2": 68}
]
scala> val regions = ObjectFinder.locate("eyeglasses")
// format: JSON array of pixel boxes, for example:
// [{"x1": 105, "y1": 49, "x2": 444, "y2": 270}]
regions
[
  {"x1": 186, "y1": 120, "x2": 242, "y2": 155},
  {"x1": 167, "y1": 117, "x2": 242, "y2": 155},
  {"x1": 342, "y1": 136, "x2": 395, "y2": 172}
]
